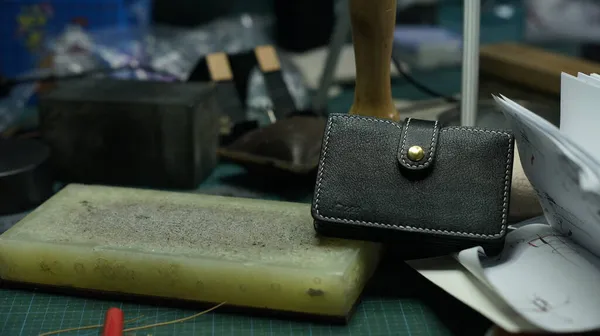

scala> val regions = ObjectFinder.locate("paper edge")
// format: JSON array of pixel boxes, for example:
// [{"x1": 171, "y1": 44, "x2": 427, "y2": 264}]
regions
[{"x1": 407, "y1": 256, "x2": 539, "y2": 333}]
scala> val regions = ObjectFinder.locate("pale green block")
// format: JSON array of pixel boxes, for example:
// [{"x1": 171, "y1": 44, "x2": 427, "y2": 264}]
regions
[{"x1": 0, "y1": 184, "x2": 381, "y2": 318}]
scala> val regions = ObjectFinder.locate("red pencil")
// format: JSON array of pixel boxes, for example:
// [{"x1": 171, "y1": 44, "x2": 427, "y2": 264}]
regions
[{"x1": 102, "y1": 307, "x2": 124, "y2": 336}]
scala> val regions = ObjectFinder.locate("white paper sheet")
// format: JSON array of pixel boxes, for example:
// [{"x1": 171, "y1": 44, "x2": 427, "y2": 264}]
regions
[
  {"x1": 560, "y1": 73, "x2": 600, "y2": 164},
  {"x1": 406, "y1": 77, "x2": 600, "y2": 333},
  {"x1": 494, "y1": 95, "x2": 600, "y2": 258},
  {"x1": 457, "y1": 224, "x2": 600, "y2": 333},
  {"x1": 577, "y1": 72, "x2": 600, "y2": 88},
  {"x1": 407, "y1": 256, "x2": 537, "y2": 334},
  {"x1": 442, "y1": 91, "x2": 600, "y2": 332},
  {"x1": 499, "y1": 93, "x2": 600, "y2": 183}
]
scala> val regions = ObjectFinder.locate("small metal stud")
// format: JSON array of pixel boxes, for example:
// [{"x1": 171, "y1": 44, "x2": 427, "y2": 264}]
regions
[{"x1": 407, "y1": 145, "x2": 424, "y2": 161}]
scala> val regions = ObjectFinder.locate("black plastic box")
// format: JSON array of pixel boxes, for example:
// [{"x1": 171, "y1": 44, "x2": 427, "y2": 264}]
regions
[{"x1": 39, "y1": 79, "x2": 219, "y2": 189}]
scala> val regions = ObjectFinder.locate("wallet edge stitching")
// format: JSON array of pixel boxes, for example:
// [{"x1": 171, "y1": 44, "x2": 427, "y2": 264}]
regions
[{"x1": 313, "y1": 114, "x2": 513, "y2": 239}]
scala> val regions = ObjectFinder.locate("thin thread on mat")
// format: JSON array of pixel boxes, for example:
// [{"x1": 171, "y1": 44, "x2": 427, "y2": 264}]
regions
[{"x1": 38, "y1": 302, "x2": 226, "y2": 336}]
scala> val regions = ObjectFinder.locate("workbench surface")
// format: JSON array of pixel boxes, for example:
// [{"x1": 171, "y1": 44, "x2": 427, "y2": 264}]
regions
[
  {"x1": 0, "y1": 0, "x2": 583, "y2": 332},
  {"x1": 0, "y1": 254, "x2": 492, "y2": 336},
  {"x1": 0, "y1": 55, "x2": 557, "y2": 335},
  {"x1": 0, "y1": 288, "x2": 448, "y2": 335},
  {"x1": 0, "y1": 162, "x2": 491, "y2": 336}
]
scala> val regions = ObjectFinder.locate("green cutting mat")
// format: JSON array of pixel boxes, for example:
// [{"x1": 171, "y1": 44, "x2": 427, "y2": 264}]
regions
[
  {"x1": 0, "y1": 255, "x2": 492, "y2": 336},
  {"x1": 0, "y1": 290, "x2": 450, "y2": 336}
]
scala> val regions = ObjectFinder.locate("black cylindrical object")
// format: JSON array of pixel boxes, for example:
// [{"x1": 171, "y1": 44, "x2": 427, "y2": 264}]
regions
[
  {"x1": 0, "y1": 138, "x2": 53, "y2": 215},
  {"x1": 581, "y1": 43, "x2": 600, "y2": 63},
  {"x1": 274, "y1": 0, "x2": 335, "y2": 52},
  {"x1": 397, "y1": 2, "x2": 439, "y2": 25},
  {"x1": 152, "y1": 0, "x2": 234, "y2": 27}
]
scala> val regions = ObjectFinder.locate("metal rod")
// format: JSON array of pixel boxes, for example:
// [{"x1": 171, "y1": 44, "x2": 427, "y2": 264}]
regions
[
  {"x1": 460, "y1": 0, "x2": 481, "y2": 126},
  {"x1": 312, "y1": 0, "x2": 351, "y2": 113}
]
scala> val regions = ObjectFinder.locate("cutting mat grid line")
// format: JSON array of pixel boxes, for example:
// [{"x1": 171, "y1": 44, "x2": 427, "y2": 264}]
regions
[{"x1": 0, "y1": 289, "x2": 451, "y2": 335}]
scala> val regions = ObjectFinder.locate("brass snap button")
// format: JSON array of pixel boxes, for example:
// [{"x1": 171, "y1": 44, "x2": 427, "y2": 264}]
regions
[{"x1": 407, "y1": 145, "x2": 424, "y2": 161}]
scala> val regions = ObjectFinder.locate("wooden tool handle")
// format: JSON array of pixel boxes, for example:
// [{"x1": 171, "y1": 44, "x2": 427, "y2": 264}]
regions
[
  {"x1": 349, "y1": 0, "x2": 399, "y2": 120},
  {"x1": 206, "y1": 52, "x2": 233, "y2": 82}
]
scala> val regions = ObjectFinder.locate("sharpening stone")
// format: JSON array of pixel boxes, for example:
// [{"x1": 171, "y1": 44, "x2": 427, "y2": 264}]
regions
[{"x1": 0, "y1": 184, "x2": 381, "y2": 320}]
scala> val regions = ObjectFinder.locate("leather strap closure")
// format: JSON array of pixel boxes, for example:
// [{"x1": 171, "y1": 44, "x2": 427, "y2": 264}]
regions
[{"x1": 397, "y1": 118, "x2": 440, "y2": 171}]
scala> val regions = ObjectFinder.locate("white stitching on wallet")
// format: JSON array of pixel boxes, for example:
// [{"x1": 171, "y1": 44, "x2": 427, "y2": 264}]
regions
[
  {"x1": 313, "y1": 114, "x2": 513, "y2": 239},
  {"x1": 399, "y1": 118, "x2": 438, "y2": 168}
]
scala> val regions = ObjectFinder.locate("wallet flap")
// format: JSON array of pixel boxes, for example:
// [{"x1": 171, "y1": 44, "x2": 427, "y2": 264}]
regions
[{"x1": 398, "y1": 118, "x2": 440, "y2": 171}]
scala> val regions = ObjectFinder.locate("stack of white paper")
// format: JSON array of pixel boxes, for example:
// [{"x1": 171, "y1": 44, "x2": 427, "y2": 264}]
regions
[{"x1": 410, "y1": 73, "x2": 600, "y2": 334}]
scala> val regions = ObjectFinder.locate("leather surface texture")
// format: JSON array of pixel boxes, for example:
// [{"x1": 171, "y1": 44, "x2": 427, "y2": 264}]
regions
[
  {"x1": 311, "y1": 114, "x2": 515, "y2": 255},
  {"x1": 218, "y1": 116, "x2": 326, "y2": 175}
]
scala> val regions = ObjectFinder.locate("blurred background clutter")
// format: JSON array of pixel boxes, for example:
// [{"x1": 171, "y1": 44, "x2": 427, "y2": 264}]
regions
[
  {"x1": 2, "y1": 0, "x2": 600, "y2": 217},
  {"x1": 3, "y1": 1, "x2": 600, "y2": 335},
  {"x1": 1, "y1": 0, "x2": 596, "y2": 135}
]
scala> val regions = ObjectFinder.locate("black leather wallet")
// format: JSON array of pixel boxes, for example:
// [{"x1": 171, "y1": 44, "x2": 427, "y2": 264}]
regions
[{"x1": 311, "y1": 114, "x2": 515, "y2": 255}]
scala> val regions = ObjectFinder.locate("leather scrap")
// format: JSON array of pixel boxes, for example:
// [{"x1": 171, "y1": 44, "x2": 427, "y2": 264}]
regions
[{"x1": 218, "y1": 115, "x2": 327, "y2": 175}]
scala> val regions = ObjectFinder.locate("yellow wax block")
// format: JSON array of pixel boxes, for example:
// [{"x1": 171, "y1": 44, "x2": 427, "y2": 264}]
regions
[{"x1": 0, "y1": 184, "x2": 381, "y2": 319}]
